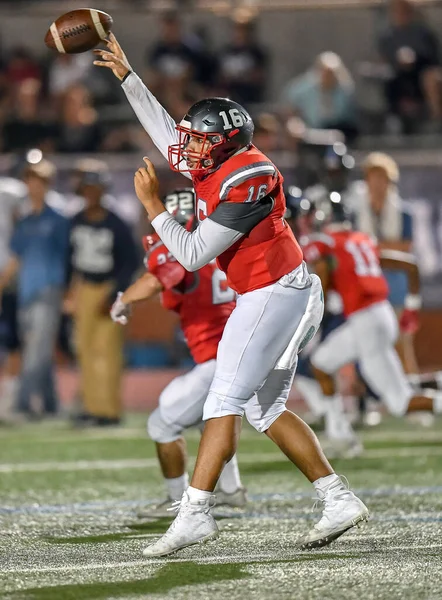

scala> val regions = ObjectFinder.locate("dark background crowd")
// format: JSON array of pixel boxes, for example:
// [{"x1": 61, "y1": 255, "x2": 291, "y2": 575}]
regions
[{"x1": 0, "y1": 0, "x2": 441, "y2": 156}]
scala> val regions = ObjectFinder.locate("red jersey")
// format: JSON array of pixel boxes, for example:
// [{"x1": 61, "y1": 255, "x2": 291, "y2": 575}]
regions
[
  {"x1": 192, "y1": 146, "x2": 303, "y2": 294},
  {"x1": 145, "y1": 235, "x2": 235, "y2": 363},
  {"x1": 302, "y1": 228, "x2": 389, "y2": 317}
]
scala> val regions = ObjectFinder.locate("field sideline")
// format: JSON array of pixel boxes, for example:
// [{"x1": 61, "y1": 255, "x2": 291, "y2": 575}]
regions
[{"x1": 1, "y1": 415, "x2": 441, "y2": 600}]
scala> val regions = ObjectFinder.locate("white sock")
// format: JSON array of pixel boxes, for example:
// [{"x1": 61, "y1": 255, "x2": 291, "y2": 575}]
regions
[
  {"x1": 0, "y1": 376, "x2": 18, "y2": 413},
  {"x1": 187, "y1": 485, "x2": 212, "y2": 503},
  {"x1": 1, "y1": 375, "x2": 18, "y2": 396},
  {"x1": 422, "y1": 388, "x2": 442, "y2": 414},
  {"x1": 295, "y1": 376, "x2": 326, "y2": 417},
  {"x1": 218, "y1": 454, "x2": 242, "y2": 494},
  {"x1": 324, "y1": 394, "x2": 355, "y2": 441},
  {"x1": 313, "y1": 473, "x2": 340, "y2": 495},
  {"x1": 165, "y1": 473, "x2": 189, "y2": 501}
]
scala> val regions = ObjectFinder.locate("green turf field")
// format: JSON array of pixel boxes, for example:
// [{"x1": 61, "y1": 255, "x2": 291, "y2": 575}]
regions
[{"x1": 1, "y1": 415, "x2": 441, "y2": 600}]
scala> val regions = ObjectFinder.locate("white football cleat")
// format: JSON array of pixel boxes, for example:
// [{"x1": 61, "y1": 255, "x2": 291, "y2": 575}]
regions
[
  {"x1": 215, "y1": 487, "x2": 248, "y2": 508},
  {"x1": 142, "y1": 492, "x2": 219, "y2": 557},
  {"x1": 298, "y1": 477, "x2": 369, "y2": 550}
]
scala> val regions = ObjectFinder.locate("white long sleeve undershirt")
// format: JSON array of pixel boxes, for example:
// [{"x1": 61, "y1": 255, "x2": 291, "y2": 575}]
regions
[
  {"x1": 121, "y1": 72, "x2": 191, "y2": 179},
  {"x1": 151, "y1": 211, "x2": 243, "y2": 271}
]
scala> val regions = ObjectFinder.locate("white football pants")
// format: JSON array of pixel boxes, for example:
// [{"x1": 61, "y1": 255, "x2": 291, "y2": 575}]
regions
[
  {"x1": 203, "y1": 268, "x2": 324, "y2": 432},
  {"x1": 147, "y1": 360, "x2": 216, "y2": 443},
  {"x1": 311, "y1": 300, "x2": 413, "y2": 416}
]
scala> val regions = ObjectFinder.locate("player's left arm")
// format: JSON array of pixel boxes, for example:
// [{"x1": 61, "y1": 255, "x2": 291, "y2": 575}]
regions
[
  {"x1": 380, "y1": 249, "x2": 421, "y2": 332},
  {"x1": 110, "y1": 272, "x2": 163, "y2": 326},
  {"x1": 134, "y1": 158, "x2": 274, "y2": 271},
  {"x1": 121, "y1": 272, "x2": 164, "y2": 305}
]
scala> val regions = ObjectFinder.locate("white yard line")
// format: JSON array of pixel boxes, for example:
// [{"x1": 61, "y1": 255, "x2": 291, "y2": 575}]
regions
[
  {"x1": 1, "y1": 445, "x2": 442, "y2": 474},
  {"x1": 4, "y1": 425, "x2": 441, "y2": 445},
  {"x1": 3, "y1": 543, "x2": 442, "y2": 574}
]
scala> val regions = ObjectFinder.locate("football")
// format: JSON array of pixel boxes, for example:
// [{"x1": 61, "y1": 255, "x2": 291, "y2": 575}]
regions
[{"x1": 44, "y1": 8, "x2": 113, "y2": 54}]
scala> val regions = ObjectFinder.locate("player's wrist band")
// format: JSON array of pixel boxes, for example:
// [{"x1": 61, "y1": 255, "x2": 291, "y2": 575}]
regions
[
  {"x1": 121, "y1": 70, "x2": 132, "y2": 83},
  {"x1": 404, "y1": 294, "x2": 422, "y2": 310}
]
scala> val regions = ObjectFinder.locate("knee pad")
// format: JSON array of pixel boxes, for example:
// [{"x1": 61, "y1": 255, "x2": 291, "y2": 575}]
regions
[
  {"x1": 146, "y1": 408, "x2": 183, "y2": 443},
  {"x1": 378, "y1": 389, "x2": 410, "y2": 418},
  {"x1": 310, "y1": 346, "x2": 333, "y2": 374},
  {"x1": 244, "y1": 371, "x2": 291, "y2": 433},
  {"x1": 202, "y1": 390, "x2": 246, "y2": 421},
  {"x1": 244, "y1": 399, "x2": 286, "y2": 433}
]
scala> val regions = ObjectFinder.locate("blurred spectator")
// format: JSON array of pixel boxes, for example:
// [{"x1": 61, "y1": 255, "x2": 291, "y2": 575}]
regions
[
  {"x1": 252, "y1": 113, "x2": 281, "y2": 154},
  {"x1": 378, "y1": 0, "x2": 442, "y2": 129},
  {"x1": 55, "y1": 84, "x2": 103, "y2": 153},
  {"x1": 145, "y1": 11, "x2": 206, "y2": 111},
  {"x1": 47, "y1": 53, "x2": 93, "y2": 100},
  {"x1": 348, "y1": 152, "x2": 417, "y2": 372},
  {"x1": 66, "y1": 159, "x2": 138, "y2": 426},
  {"x1": 282, "y1": 52, "x2": 358, "y2": 141},
  {"x1": 5, "y1": 47, "x2": 41, "y2": 91},
  {"x1": 218, "y1": 19, "x2": 267, "y2": 105},
  {"x1": 191, "y1": 25, "x2": 219, "y2": 90},
  {"x1": 2, "y1": 79, "x2": 56, "y2": 152},
  {"x1": 0, "y1": 159, "x2": 69, "y2": 418},
  {"x1": 0, "y1": 175, "x2": 26, "y2": 422}
]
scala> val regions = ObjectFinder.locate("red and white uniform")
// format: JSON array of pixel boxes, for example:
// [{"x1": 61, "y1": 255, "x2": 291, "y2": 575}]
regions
[
  {"x1": 145, "y1": 234, "x2": 235, "y2": 364},
  {"x1": 194, "y1": 146, "x2": 303, "y2": 294},
  {"x1": 302, "y1": 229, "x2": 389, "y2": 317},
  {"x1": 306, "y1": 227, "x2": 413, "y2": 417},
  {"x1": 123, "y1": 72, "x2": 324, "y2": 431},
  {"x1": 145, "y1": 234, "x2": 235, "y2": 438}
]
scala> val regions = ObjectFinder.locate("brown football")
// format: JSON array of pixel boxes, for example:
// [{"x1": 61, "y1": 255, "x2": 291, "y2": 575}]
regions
[{"x1": 44, "y1": 9, "x2": 113, "y2": 54}]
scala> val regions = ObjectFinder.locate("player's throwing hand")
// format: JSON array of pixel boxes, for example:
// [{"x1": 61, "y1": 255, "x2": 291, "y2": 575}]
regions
[
  {"x1": 134, "y1": 158, "x2": 164, "y2": 219},
  {"x1": 93, "y1": 32, "x2": 132, "y2": 81}
]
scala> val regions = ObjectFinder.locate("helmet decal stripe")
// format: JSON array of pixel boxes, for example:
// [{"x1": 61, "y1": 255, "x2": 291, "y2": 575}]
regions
[{"x1": 219, "y1": 162, "x2": 276, "y2": 201}]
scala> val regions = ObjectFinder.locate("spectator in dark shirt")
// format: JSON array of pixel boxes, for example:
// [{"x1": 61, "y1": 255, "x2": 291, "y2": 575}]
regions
[
  {"x1": 378, "y1": 0, "x2": 442, "y2": 127},
  {"x1": 2, "y1": 79, "x2": 56, "y2": 152},
  {"x1": 145, "y1": 12, "x2": 206, "y2": 113},
  {"x1": 55, "y1": 84, "x2": 103, "y2": 153},
  {"x1": 218, "y1": 19, "x2": 267, "y2": 106},
  {"x1": 0, "y1": 159, "x2": 69, "y2": 418},
  {"x1": 66, "y1": 159, "x2": 138, "y2": 426}
]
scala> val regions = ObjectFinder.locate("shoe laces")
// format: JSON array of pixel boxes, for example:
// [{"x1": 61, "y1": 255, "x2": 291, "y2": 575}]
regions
[
  {"x1": 165, "y1": 492, "x2": 215, "y2": 532},
  {"x1": 312, "y1": 476, "x2": 351, "y2": 522},
  {"x1": 167, "y1": 499, "x2": 182, "y2": 514}
]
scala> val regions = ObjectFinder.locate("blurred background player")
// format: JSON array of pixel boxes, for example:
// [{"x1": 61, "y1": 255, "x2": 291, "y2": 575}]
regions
[
  {"x1": 348, "y1": 152, "x2": 417, "y2": 374},
  {"x1": 110, "y1": 188, "x2": 246, "y2": 513},
  {"x1": 303, "y1": 194, "x2": 442, "y2": 439},
  {"x1": 66, "y1": 159, "x2": 138, "y2": 426},
  {"x1": 0, "y1": 158, "x2": 69, "y2": 419},
  {"x1": 284, "y1": 187, "x2": 329, "y2": 427}
]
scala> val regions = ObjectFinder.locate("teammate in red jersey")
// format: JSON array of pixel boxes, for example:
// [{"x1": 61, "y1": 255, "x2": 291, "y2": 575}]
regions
[
  {"x1": 110, "y1": 188, "x2": 246, "y2": 515},
  {"x1": 302, "y1": 195, "x2": 441, "y2": 427},
  {"x1": 95, "y1": 34, "x2": 368, "y2": 557}
]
